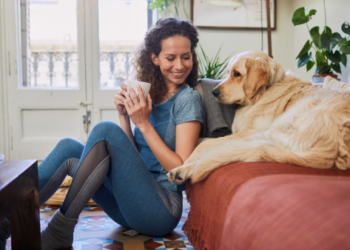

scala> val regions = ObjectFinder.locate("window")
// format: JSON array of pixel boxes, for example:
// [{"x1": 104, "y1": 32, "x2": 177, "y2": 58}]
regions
[
  {"x1": 21, "y1": 0, "x2": 79, "y2": 88},
  {"x1": 20, "y1": 0, "x2": 151, "y2": 89},
  {"x1": 98, "y1": 0, "x2": 149, "y2": 88}
]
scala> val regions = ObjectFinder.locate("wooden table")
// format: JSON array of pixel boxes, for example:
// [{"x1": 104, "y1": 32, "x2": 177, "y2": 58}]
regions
[{"x1": 0, "y1": 160, "x2": 41, "y2": 249}]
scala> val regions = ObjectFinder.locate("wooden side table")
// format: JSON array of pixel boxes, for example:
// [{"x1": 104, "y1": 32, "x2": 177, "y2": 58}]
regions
[{"x1": 0, "y1": 160, "x2": 41, "y2": 249}]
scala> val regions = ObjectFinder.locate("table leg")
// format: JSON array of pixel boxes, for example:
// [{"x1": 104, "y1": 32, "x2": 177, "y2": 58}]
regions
[{"x1": 10, "y1": 188, "x2": 41, "y2": 250}]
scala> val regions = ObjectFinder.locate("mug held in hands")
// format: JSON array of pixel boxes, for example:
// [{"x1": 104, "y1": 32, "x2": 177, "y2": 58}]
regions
[{"x1": 126, "y1": 80, "x2": 151, "y2": 102}]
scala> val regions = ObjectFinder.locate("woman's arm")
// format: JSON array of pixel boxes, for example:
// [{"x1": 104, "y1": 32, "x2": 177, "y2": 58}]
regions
[
  {"x1": 114, "y1": 84, "x2": 137, "y2": 148},
  {"x1": 119, "y1": 115, "x2": 137, "y2": 147},
  {"x1": 139, "y1": 121, "x2": 201, "y2": 172},
  {"x1": 124, "y1": 85, "x2": 201, "y2": 172}
]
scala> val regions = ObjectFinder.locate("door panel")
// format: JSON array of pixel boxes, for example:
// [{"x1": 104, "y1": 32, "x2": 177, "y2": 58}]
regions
[
  {"x1": 22, "y1": 109, "x2": 80, "y2": 139},
  {"x1": 2, "y1": 0, "x2": 150, "y2": 160},
  {"x1": 4, "y1": 0, "x2": 88, "y2": 160}
]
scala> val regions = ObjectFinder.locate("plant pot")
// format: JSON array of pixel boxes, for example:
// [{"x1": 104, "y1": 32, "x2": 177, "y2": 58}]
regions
[{"x1": 312, "y1": 74, "x2": 338, "y2": 84}]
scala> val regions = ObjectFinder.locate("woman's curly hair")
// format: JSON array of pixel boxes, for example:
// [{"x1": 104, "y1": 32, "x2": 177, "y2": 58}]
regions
[{"x1": 133, "y1": 18, "x2": 199, "y2": 102}]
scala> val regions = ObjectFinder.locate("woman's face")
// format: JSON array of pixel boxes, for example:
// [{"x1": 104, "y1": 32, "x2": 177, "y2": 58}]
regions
[{"x1": 151, "y1": 35, "x2": 193, "y2": 88}]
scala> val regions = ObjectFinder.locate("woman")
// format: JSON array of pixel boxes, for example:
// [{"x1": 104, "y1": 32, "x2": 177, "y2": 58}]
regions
[{"x1": 0, "y1": 18, "x2": 203, "y2": 250}]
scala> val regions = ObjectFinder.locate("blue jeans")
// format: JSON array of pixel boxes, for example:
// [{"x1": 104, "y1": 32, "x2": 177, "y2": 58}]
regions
[{"x1": 38, "y1": 121, "x2": 181, "y2": 236}]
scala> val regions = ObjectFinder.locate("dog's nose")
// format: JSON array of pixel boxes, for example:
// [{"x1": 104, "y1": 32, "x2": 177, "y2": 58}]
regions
[{"x1": 212, "y1": 88, "x2": 221, "y2": 97}]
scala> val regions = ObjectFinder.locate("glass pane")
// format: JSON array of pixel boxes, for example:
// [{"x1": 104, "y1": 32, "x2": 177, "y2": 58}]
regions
[
  {"x1": 99, "y1": 0, "x2": 148, "y2": 88},
  {"x1": 21, "y1": 0, "x2": 78, "y2": 88}
]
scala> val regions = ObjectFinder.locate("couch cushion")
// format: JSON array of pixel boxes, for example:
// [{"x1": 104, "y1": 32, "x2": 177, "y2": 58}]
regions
[
  {"x1": 221, "y1": 174, "x2": 350, "y2": 250},
  {"x1": 183, "y1": 162, "x2": 350, "y2": 250}
]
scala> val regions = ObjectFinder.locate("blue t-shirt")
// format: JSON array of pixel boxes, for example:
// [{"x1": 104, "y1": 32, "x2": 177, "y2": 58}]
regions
[{"x1": 134, "y1": 84, "x2": 204, "y2": 193}]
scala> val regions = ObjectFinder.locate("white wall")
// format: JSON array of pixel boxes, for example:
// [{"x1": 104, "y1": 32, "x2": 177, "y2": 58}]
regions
[
  {"x1": 291, "y1": 0, "x2": 350, "y2": 82},
  {"x1": 178, "y1": 0, "x2": 350, "y2": 82},
  {"x1": 178, "y1": 0, "x2": 294, "y2": 76}
]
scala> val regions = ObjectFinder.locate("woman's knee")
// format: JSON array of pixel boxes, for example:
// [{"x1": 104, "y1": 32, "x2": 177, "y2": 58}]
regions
[
  {"x1": 56, "y1": 138, "x2": 84, "y2": 158},
  {"x1": 90, "y1": 121, "x2": 123, "y2": 138}
]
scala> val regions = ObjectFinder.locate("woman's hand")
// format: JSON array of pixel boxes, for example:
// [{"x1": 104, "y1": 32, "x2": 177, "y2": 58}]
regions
[
  {"x1": 124, "y1": 85, "x2": 153, "y2": 130},
  {"x1": 114, "y1": 84, "x2": 128, "y2": 117}
]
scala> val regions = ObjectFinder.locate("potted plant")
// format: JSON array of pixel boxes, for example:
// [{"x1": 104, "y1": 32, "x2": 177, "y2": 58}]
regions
[
  {"x1": 292, "y1": 0, "x2": 350, "y2": 83},
  {"x1": 198, "y1": 45, "x2": 231, "y2": 80}
]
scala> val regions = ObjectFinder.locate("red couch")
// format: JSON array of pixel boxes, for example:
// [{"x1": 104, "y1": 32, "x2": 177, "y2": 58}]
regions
[{"x1": 183, "y1": 162, "x2": 350, "y2": 250}]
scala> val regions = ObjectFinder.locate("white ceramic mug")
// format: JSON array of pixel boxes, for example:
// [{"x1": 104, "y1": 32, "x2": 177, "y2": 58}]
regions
[{"x1": 126, "y1": 80, "x2": 151, "y2": 102}]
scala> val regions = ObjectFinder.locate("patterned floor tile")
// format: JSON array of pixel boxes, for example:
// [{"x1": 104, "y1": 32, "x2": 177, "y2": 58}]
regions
[
  {"x1": 123, "y1": 229, "x2": 140, "y2": 236},
  {"x1": 6, "y1": 191, "x2": 192, "y2": 250},
  {"x1": 123, "y1": 239, "x2": 145, "y2": 250}
]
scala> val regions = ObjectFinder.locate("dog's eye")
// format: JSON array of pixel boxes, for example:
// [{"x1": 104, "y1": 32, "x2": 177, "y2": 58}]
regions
[{"x1": 234, "y1": 72, "x2": 241, "y2": 77}]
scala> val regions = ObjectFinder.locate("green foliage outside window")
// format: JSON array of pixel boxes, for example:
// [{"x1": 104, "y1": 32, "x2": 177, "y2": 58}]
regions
[{"x1": 148, "y1": 0, "x2": 180, "y2": 19}]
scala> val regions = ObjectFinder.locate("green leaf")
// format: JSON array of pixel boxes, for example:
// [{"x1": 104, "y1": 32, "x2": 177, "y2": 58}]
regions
[
  {"x1": 321, "y1": 33, "x2": 331, "y2": 51},
  {"x1": 318, "y1": 63, "x2": 332, "y2": 74},
  {"x1": 319, "y1": 66, "x2": 332, "y2": 74},
  {"x1": 341, "y1": 21, "x2": 350, "y2": 35},
  {"x1": 306, "y1": 60, "x2": 315, "y2": 71},
  {"x1": 315, "y1": 50, "x2": 324, "y2": 65},
  {"x1": 296, "y1": 40, "x2": 312, "y2": 59},
  {"x1": 338, "y1": 38, "x2": 350, "y2": 54},
  {"x1": 292, "y1": 7, "x2": 317, "y2": 26},
  {"x1": 310, "y1": 26, "x2": 321, "y2": 49},
  {"x1": 197, "y1": 44, "x2": 230, "y2": 79},
  {"x1": 298, "y1": 52, "x2": 312, "y2": 68},
  {"x1": 341, "y1": 53, "x2": 347, "y2": 66},
  {"x1": 330, "y1": 32, "x2": 342, "y2": 50},
  {"x1": 331, "y1": 63, "x2": 341, "y2": 73},
  {"x1": 323, "y1": 26, "x2": 332, "y2": 37},
  {"x1": 327, "y1": 50, "x2": 341, "y2": 63}
]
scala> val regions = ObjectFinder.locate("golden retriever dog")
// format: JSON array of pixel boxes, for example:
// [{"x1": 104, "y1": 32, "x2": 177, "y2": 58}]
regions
[{"x1": 168, "y1": 50, "x2": 350, "y2": 184}]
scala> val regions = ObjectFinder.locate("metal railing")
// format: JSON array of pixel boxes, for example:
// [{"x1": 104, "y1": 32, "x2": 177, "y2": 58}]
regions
[{"x1": 28, "y1": 51, "x2": 133, "y2": 88}]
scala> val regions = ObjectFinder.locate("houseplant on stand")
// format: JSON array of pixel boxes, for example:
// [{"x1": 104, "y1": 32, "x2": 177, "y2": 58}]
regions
[{"x1": 292, "y1": 0, "x2": 350, "y2": 84}]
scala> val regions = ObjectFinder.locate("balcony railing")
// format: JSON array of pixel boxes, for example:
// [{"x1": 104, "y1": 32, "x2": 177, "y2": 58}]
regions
[{"x1": 27, "y1": 51, "x2": 133, "y2": 88}]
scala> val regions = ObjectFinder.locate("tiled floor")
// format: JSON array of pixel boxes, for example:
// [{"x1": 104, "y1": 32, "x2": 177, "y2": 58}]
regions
[{"x1": 6, "y1": 192, "x2": 192, "y2": 250}]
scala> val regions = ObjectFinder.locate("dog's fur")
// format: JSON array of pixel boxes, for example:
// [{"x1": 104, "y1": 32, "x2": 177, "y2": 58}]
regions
[{"x1": 168, "y1": 50, "x2": 350, "y2": 184}]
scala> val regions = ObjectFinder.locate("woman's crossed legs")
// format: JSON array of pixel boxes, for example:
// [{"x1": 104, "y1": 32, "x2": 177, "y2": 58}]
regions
[{"x1": 38, "y1": 121, "x2": 181, "y2": 247}]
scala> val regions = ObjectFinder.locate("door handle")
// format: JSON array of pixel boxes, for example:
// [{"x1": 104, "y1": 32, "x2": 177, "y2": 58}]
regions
[
  {"x1": 79, "y1": 102, "x2": 92, "y2": 134},
  {"x1": 83, "y1": 110, "x2": 91, "y2": 125},
  {"x1": 78, "y1": 101, "x2": 93, "y2": 107},
  {"x1": 83, "y1": 110, "x2": 91, "y2": 134}
]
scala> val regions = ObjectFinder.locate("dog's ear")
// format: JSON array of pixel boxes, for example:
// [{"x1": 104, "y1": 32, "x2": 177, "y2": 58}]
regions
[
  {"x1": 269, "y1": 60, "x2": 285, "y2": 85},
  {"x1": 243, "y1": 58, "x2": 270, "y2": 99}
]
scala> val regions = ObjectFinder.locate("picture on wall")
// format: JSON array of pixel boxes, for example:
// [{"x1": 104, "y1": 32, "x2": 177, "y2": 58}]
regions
[{"x1": 191, "y1": 0, "x2": 276, "y2": 30}]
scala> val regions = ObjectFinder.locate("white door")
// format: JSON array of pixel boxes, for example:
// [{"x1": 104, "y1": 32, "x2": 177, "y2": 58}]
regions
[
  {"x1": 2, "y1": 0, "x2": 88, "y2": 161},
  {"x1": 2, "y1": 0, "x2": 150, "y2": 161}
]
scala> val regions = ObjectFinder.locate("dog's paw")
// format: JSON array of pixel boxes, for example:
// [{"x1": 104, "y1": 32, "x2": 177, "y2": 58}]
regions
[{"x1": 167, "y1": 163, "x2": 195, "y2": 185}]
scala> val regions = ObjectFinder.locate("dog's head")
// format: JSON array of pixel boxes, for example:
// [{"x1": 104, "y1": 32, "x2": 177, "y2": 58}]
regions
[{"x1": 212, "y1": 50, "x2": 285, "y2": 105}]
